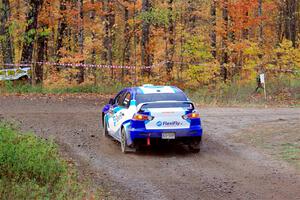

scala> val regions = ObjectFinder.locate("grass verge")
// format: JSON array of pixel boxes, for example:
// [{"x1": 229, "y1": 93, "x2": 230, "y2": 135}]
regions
[
  {"x1": 0, "y1": 81, "x2": 126, "y2": 95},
  {"x1": 186, "y1": 78, "x2": 300, "y2": 106},
  {"x1": 0, "y1": 122, "x2": 105, "y2": 199},
  {"x1": 232, "y1": 119, "x2": 300, "y2": 170},
  {"x1": 0, "y1": 77, "x2": 299, "y2": 106}
]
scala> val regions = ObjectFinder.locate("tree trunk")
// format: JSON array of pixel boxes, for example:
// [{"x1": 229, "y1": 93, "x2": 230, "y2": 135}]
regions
[
  {"x1": 122, "y1": 3, "x2": 131, "y2": 80},
  {"x1": 221, "y1": 0, "x2": 229, "y2": 82},
  {"x1": 56, "y1": 0, "x2": 68, "y2": 62},
  {"x1": 141, "y1": 0, "x2": 152, "y2": 76},
  {"x1": 0, "y1": 0, "x2": 14, "y2": 65},
  {"x1": 77, "y1": 0, "x2": 84, "y2": 84},
  {"x1": 90, "y1": 0, "x2": 97, "y2": 85},
  {"x1": 290, "y1": 0, "x2": 297, "y2": 47},
  {"x1": 258, "y1": 0, "x2": 263, "y2": 45},
  {"x1": 186, "y1": 0, "x2": 196, "y2": 33},
  {"x1": 90, "y1": 0, "x2": 96, "y2": 65},
  {"x1": 21, "y1": 0, "x2": 44, "y2": 64},
  {"x1": 102, "y1": 0, "x2": 115, "y2": 79},
  {"x1": 34, "y1": 25, "x2": 47, "y2": 85},
  {"x1": 242, "y1": 11, "x2": 249, "y2": 39},
  {"x1": 165, "y1": 0, "x2": 175, "y2": 80},
  {"x1": 284, "y1": 0, "x2": 297, "y2": 47},
  {"x1": 210, "y1": 0, "x2": 217, "y2": 59}
]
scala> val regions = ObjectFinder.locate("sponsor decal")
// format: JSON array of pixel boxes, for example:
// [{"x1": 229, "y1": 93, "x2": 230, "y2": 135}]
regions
[
  {"x1": 113, "y1": 112, "x2": 124, "y2": 126},
  {"x1": 156, "y1": 121, "x2": 183, "y2": 127}
]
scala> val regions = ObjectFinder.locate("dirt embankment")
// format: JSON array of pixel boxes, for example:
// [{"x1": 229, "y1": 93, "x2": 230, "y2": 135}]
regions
[{"x1": 1, "y1": 95, "x2": 300, "y2": 200}]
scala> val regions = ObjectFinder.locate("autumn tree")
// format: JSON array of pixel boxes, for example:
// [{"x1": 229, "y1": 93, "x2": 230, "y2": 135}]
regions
[{"x1": 0, "y1": 0, "x2": 299, "y2": 88}]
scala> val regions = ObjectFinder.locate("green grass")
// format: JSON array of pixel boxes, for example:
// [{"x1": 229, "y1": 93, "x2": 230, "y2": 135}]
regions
[
  {"x1": 0, "y1": 122, "x2": 102, "y2": 199},
  {"x1": 0, "y1": 81, "x2": 126, "y2": 95},
  {"x1": 232, "y1": 120, "x2": 300, "y2": 170},
  {"x1": 280, "y1": 143, "x2": 300, "y2": 168}
]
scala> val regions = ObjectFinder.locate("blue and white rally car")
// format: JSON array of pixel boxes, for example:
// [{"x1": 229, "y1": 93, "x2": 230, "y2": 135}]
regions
[{"x1": 102, "y1": 85, "x2": 203, "y2": 153}]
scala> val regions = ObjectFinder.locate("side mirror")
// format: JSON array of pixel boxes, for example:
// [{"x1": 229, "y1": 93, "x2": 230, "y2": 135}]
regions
[{"x1": 109, "y1": 98, "x2": 114, "y2": 105}]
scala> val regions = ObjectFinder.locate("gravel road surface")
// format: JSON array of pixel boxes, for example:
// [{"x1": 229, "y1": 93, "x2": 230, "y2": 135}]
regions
[{"x1": 1, "y1": 95, "x2": 299, "y2": 200}]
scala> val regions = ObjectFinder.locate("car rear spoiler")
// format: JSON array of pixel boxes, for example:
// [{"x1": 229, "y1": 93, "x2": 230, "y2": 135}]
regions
[{"x1": 137, "y1": 101, "x2": 195, "y2": 112}]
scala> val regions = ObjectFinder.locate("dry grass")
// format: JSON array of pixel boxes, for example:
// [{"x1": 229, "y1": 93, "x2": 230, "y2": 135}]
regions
[{"x1": 232, "y1": 119, "x2": 300, "y2": 169}]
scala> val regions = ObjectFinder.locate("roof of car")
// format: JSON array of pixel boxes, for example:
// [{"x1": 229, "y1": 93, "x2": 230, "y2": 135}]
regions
[{"x1": 133, "y1": 85, "x2": 183, "y2": 94}]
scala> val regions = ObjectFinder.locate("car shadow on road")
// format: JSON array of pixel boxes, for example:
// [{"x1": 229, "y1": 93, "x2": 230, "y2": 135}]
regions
[{"x1": 134, "y1": 143, "x2": 201, "y2": 157}]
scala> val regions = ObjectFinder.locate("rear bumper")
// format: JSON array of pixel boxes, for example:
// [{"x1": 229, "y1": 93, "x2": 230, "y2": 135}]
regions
[{"x1": 129, "y1": 126, "x2": 203, "y2": 141}]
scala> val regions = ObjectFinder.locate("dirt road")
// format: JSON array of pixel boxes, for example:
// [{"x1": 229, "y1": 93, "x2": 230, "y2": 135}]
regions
[{"x1": 1, "y1": 95, "x2": 300, "y2": 200}]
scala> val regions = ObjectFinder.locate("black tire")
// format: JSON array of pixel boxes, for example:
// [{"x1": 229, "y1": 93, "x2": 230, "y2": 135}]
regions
[
  {"x1": 121, "y1": 128, "x2": 135, "y2": 153},
  {"x1": 103, "y1": 120, "x2": 109, "y2": 137},
  {"x1": 121, "y1": 128, "x2": 128, "y2": 153}
]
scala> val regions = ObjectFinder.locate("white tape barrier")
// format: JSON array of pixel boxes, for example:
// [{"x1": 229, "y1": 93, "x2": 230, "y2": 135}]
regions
[
  {"x1": 0, "y1": 61, "x2": 165, "y2": 81},
  {"x1": 1, "y1": 61, "x2": 166, "y2": 69}
]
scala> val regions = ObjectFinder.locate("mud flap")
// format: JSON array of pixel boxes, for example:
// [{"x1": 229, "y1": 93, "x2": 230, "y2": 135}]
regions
[{"x1": 123, "y1": 122, "x2": 133, "y2": 146}]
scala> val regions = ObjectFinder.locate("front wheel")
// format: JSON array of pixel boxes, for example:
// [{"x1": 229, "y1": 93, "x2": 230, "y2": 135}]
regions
[{"x1": 103, "y1": 120, "x2": 109, "y2": 137}]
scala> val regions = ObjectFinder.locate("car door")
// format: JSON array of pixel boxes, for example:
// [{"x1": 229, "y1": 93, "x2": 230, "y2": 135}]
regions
[{"x1": 108, "y1": 90, "x2": 127, "y2": 140}]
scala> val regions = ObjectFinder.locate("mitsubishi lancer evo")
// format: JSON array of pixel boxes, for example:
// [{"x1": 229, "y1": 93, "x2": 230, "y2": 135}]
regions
[{"x1": 101, "y1": 85, "x2": 203, "y2": 153}]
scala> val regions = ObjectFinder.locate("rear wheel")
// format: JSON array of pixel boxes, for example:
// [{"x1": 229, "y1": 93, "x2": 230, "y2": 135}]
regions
[{"x1": 121, "y1": 128, "x2": 135, "y2": 153}]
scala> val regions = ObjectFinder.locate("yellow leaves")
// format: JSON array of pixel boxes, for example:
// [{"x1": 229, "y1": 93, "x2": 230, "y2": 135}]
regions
[
  {"x1": 187, "y1": 62, "x2": 219, "y2": 86},
  {"x1": 59, "y1": 48, "x2": 85, "y2": 64},
  {"x1": 273, "y1": 39, "x2": 300, "y2": 72},
  {"x1": 243, "y1": 41, "x2": 261, "y2": 57}
]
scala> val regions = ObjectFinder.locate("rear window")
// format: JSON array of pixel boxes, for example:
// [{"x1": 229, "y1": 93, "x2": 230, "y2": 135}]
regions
[
  {"x1": 141, "y1": 102, "x2": 194, "y2": 109},
  {"x1": 136, "y1": 92, "x2": 187, "y2": 105}
]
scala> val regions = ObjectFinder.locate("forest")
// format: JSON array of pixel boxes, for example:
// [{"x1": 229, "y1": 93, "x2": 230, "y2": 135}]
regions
[{"x1": 0, "y1": 0, "x2": 299, "y2": 93}]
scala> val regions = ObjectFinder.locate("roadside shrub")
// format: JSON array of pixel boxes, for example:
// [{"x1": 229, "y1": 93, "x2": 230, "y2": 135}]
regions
[
  {"x1": 0, "y1": 123, "x2": 88, "y2": 199},
  {"x1": 0, "y1": 123, "x2": 66, "y2": 185}
]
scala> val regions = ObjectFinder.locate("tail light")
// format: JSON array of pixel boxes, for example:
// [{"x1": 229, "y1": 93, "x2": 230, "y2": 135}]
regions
[
  {"x1": 182, "y1": 112, "x2": 200, "y2": 120},
  {"x1": 133, "y1": 114, "x2": 154, "y2": 121}
]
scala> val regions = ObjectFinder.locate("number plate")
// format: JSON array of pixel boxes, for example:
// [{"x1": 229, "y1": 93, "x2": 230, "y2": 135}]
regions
[{"x1": 162, "y1": 133, "x2": 175, "y2": 140}]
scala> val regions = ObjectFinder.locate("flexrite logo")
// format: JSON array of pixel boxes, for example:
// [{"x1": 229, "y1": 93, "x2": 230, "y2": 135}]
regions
[
  {"x1": 156, "y1": 121, "x2": 182, "y2": 127},
  {"x1": 156, "y1": 121, "x2": 163, "y2": 127}
]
